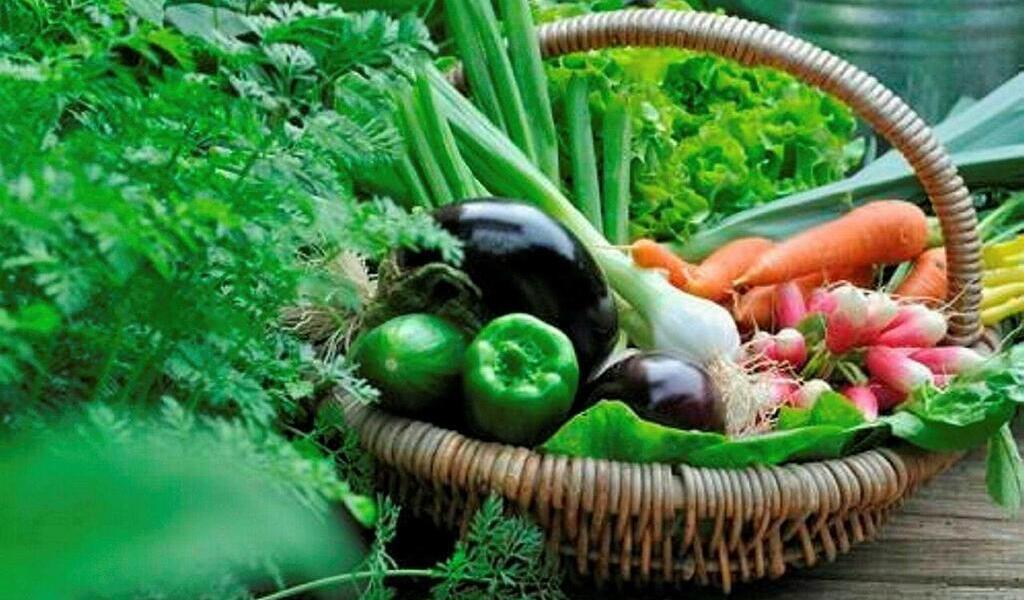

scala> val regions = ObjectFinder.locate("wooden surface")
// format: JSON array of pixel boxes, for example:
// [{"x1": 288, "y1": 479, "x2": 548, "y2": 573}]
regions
[{"x1": 568, "y1": 436, "x2": 1024, "y2": 599}]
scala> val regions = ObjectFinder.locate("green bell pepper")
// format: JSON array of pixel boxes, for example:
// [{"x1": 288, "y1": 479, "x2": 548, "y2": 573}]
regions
[{"x1": 463, "y1": 313, "x2": 579, "y2": 446}]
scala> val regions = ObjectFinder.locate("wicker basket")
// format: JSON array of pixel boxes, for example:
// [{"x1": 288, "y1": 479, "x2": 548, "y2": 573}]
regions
[{"x1": 338, "y1": 9, "x2": 994, "y2": 592}]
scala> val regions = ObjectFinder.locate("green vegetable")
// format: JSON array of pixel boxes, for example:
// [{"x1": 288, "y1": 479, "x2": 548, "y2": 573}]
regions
[
  {"x1": 601, "y1": 94, "x2": 633, "y2": 244},
  {"x1": 987, "y1": 424, "x2": 1024, "y2": 517},
  {"x1": 542, "y1": 399, "x2": 880, "y2": 468},
  {"x1": 395, "y1": 83, "x2": 451, "y2": 207},
  {"x1": 353, "y1": 314, "x2": 467, "y2": 416},
  {"x1": 543, "y1": 39, "x2": 861, "y2": 244},
  {"x1": 464, "y1": 313, "x2": 579, "y2": 446},
  {"x1": 445, "y1": 0, "x2": 505, "y2": 131},
  {"x1": 462, "y1": 0, "x2": 537, "y2": 163},
  {"x1": 565, "y1": 75, "x2": 603, "y2": 228},
  {"x1": 499, "y1": 0, "x2": 560, "y2": 180},
  {"x1": 681, "y1": 71, "x2": 1024, "y2": 259}
]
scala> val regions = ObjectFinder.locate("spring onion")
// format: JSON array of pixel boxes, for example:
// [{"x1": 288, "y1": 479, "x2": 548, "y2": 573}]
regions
[
  {"x1": 424, "y1": 65, "x2": 741, "y2": 366},
  {"x1": 601, "y1": 95, "x2": 632, "y2": 244},
  {"x1": 498, "y1": 0, "x2": 560, "y2": 180},
  {"x1": 445, "y1": 0, "x2": 505, "y2": 132},
  {"x1": 395, "y1": 85, "x2": 452, "y2": 207},
  {"x1": 566, "y1": 75, "x2": 602, "y2": 230}
]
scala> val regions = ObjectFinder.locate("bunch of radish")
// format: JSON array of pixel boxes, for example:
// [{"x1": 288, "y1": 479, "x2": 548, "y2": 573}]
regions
[{"x1": 742, "y1": 283, "x2": 985, "y2": 421}]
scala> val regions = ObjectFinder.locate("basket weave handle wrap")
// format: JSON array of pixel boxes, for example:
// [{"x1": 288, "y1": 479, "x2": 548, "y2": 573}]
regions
[{"x1": 534, "y1": 9, "x2": 983, "y2": 345}]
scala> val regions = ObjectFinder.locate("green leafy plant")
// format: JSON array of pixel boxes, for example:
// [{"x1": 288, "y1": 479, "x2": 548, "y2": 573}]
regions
[{"x1": 255, "y1": 495, "x2": 567, "y2": 600}]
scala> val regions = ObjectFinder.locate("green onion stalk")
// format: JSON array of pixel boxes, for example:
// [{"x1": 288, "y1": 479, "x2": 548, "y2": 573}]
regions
[{"x1": 424, "y1": 65, "x2": 742, "y2": 368}]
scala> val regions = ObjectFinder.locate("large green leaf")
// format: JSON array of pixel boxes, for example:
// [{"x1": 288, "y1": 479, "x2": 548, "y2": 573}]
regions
[{"x1": 541, "y1": 400, "x2": 882, "y2": 468}]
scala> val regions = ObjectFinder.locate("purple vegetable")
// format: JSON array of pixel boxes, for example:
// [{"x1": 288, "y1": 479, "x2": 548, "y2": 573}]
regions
[{"x1": 583, "y1": 351, "x2": 725, "y2": 432}]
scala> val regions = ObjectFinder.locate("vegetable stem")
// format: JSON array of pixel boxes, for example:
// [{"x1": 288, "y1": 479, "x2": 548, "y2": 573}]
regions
[
  {"x1": 396, "y1": 85, "x2": 453, "y2": 206},
  {"x1": 499, "y1": 0, "x2": 559, "y2": 180},
  {"x1": 255, "y1": 568, "x2": 436, "y2": 600},
  {"x1": 397, "y1": 154, "x2": 433, "y2": 209},
  {"x1": 462, "y1": 0, "x2": 537, "y2": 164},
  {"x1": 412, "y1": 69, "x2": 477, "y2": 202},
  {"x1": 566, "y1": 76, "x2": 602, "y2": 229},
  {"x1": 445, "y1": 0, "x2": 506, "y2": 132},
  {"x1": 601, "y1": 95, "x2": 632, "y2": 244}
]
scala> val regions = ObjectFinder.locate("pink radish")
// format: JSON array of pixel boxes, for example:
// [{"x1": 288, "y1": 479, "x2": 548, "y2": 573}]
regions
[
  {"x1": 865, "y1": 346, "x2": 934, "y2": 394},
  {"x1": 772, "y1": 328, "x2": 808, "y2": 368},
  {"x1": 808, "y1": 288, "x2": 837, "y2": 314},
  {"x1": 868, "y1": 381, "x2": 906, "y2": 411},
  {"x1": 842, "y1": 385, "x2": 879, "y2": 420},
  {"x1": 874, "y1": 304, "x2": 947, "y2": 347},
  {"x1": 789, "y1": 379, "x2": 832, "y2": 408},
  {"x1": 766, "y1": 376, "x2": 801, "y2": 406},
  {"x1": 908, "y1": 346, "x2": 985, "y2": 375},
  {"x1": 859, "y1": 291, "x2": 899, "y2": 343},
  {"x1": 825, "y1": 285, "x2": 868, "y2": 354},
  {"x1": 746, "y1": 329, "x2": 807, "y2": 368},
  {"x1": 776, "y1": 282, "x2": 808, "y2": 328},
  {"x1": 933, "y1": 373, "x2": 954, "y2": 388}
]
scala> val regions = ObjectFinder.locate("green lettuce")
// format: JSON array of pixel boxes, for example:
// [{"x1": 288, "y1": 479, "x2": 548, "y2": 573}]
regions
[{"x1": 538, "y1": 2, "x2": 862, "y2": 242}]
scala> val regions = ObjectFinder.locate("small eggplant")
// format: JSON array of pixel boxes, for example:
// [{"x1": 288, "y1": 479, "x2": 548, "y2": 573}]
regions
[
  {"x1": 584, "y1": 351, "x2": 725, "y2": 432},
  {"x1": 400, "y1": 198, "x2": 618, "y2": 378}
]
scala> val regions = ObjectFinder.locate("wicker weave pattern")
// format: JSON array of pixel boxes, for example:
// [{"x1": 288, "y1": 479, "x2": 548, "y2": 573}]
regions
[
  {"x1": 340, "y1": 395, "x2": 958, "y2": 590},
  {"x1": 341, "y1": 9, "x2": 993, "y2": 592},
  {"x1": 536, "y1": 9, "x2": 983, "y2": 345}
]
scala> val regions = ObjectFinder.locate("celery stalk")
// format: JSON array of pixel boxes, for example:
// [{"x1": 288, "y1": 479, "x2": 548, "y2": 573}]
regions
[
  {"x1": 601, "y1": 97, "x2": 632, "y2": 244},
  {"x1": 566, "y1": 76, "x2": 602, "y2": 229},
  {"x1": 499, "y1": 0, "x2": 559, "y2": 180}
]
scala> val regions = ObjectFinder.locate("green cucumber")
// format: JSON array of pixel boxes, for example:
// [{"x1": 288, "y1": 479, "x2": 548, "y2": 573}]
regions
[{"x1": 352, "y1": 314, "x2": 466, "y2": 416}]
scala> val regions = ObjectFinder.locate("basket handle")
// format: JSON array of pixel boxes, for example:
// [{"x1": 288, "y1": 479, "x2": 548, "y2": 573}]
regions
[{"x1": 534, "y1": 9, "x2": 983, "y2": 345}]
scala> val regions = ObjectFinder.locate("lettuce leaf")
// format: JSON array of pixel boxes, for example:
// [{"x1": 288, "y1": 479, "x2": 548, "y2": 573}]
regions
[
  {"x1": 540, "y1": 4, "x2": 862, "y2": 243},
  {"x1": 541, "y1": 399, "x2": 883, "y2": 468}
]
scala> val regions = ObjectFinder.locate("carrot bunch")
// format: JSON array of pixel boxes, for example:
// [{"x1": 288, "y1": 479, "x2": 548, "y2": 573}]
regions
[{"x1": 632, "y1": 201, "x2": 933, "y2": 331}]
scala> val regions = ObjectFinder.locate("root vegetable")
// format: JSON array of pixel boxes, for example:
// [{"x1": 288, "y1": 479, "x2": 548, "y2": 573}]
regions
[
  {"x1": 874, "y1": 304, "x2": 947, "y2": 347},
  {"x1": 895, "y1": 247, "x2": 947, "y2": 303},
  {"x1": 841, "y1": 385, "x2": 880, "y2": 420},
  {"x1": 825, "y1": 286, "x2": 869, "y2": 354},
  {"x1": 865, "y1": 346, "x2": 934, "y2": 394},
  {"x1": 909, "y1": 346, "x2": 986, "y2": 375},
  {"x1": 735, "y1": 201, "x2": 928, "y2": 288}
]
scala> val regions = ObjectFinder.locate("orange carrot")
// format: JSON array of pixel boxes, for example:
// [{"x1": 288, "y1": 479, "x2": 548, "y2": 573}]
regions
[
  {"x1": 686, "y1": 237, "x2": 774, "y2": 301},
  {"x1": 895, "y1": 247, "x2": 947, "y2": 303},
  {"x1": 733, "y1": 265, "x2": 875, "y2": 330},
  {"x1": 735, "y1": 201, "x2": 928, "y2": 288},
  {"x1": 630, "y1": 238, "x2": 695, "y2": 289}
]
